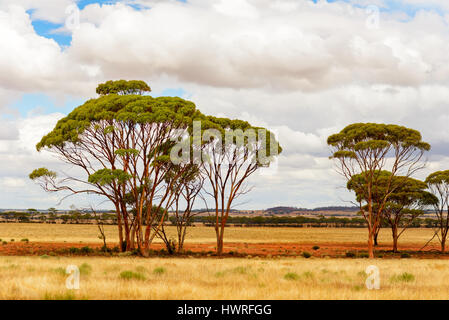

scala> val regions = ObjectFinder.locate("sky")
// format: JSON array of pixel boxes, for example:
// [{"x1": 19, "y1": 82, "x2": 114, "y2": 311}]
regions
[{"x1": 1, "y1": 0, "x2": 449, "y2": 210}]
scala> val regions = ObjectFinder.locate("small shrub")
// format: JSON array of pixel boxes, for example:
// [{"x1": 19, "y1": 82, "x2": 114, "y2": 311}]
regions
[
  {"x1": 312, "y1": 246, "x2": 320, "y2": 250},
  {"x1": 345, "y1": 251, "x2": 356, "y2": 258},
  {"x1": 302, "y1": 271, "x2": 314, "y2": 279},
  {"x1": 52, "y1": 267, "x2": 66, "y2": 276},
  {"x1": 111, "y1": 246, "x2": 120, "y2": 253},
  {"x1": 21, "y1": 238, "x2": 29, "y2": 242},
  {"x1": 120, "y1": 271, "x2": 146, "y2": 281},
  {"x1": 80, "y1": 246, "x2": 93, "y2": 254},
  {"x1": 390, "y1": 272, "x2": 415, "y2": 283},
  {"x1": 153, "y1": 267, "x2": 166, "y2": 275},
  {"x1": 68, "y1": 247, "x2": 80, "y2": 254},
  {"x1": 284, "y1": 272, "x2": 299, "y2": 280},
  {"x1": 302, "y1": 251, "x2": 312, "y2": 258},
  {"x1": 79, "y1": 263, "x2": 92, "y2": 275},
  {"x1": 2, "y1": 241, "x2": 7, "y2": 245},
  {"x1": 10, "y1": 239, "x2": 14, "y2": 242},
  {"x1": 233, "y1": 266, "x2": 247, "y2": 274},
  {"x1": 401, "y1": 253, "x2": 411, "y2": 259},
  {"x1": 40, "y1": 254, "x2": 50, "y2": 259},
  {"x1": 358, "y1": 252, "x2": 369, "y2": 258}
]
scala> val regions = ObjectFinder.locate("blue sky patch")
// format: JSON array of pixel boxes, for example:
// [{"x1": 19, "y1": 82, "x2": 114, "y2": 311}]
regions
[{"x1": 10, "y1": 93, "x2": 85, "y2": 118}]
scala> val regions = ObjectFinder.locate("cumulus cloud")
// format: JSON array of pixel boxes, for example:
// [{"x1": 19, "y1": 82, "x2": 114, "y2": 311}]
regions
[
  {"x1": 62, "y1": 0, "x2": 449, "y2": 92},
  {"x1": 1, "y1": 0, "x2": 449, "y2": 209}
]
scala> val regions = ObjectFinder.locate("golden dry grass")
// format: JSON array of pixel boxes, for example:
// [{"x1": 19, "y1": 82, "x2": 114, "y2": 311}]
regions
[
  {"x1": 0, "y1": 256, "x2": 448, "y2": 300},
  {"x1": 0, "y1": 223, "x2": 440, "y2": 245}
]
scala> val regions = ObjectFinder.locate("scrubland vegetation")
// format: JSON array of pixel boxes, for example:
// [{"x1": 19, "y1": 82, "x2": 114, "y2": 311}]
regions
[{"x1": 1, "y1": 256, "x2": 449, "y2": 300}]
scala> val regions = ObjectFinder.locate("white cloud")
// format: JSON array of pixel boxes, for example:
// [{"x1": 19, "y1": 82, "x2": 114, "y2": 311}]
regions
[
  {"x1": 1, "y1": 0, "x2": 449, "y2": 208},
  {"x1": 0, "y1": 0, "x2": 76, "y2": 24}
]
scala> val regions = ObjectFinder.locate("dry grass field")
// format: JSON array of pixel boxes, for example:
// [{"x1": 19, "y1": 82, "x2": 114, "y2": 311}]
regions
[
  {"x1": 0, "y1": 223, "x2": 441, "y2": 245},
  {"x1": 0, "y1": 256, "x2": 448, "y2": 300},
  {"x1": 1, "y1": 223, "x2": 447, "y2": 300}
]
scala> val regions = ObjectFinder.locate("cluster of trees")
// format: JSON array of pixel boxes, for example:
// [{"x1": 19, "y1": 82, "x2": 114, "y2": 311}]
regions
[
  {"x1": 192, "y1": 215, "x2": 367, "y2": 227},
  {"x1": 328, "y1": 123, "x2": 449, "y2": 257},
  {"x1": 30, "y1": 80, "x2": 280, "y2": 256},
  {"x1": 0, "y1": 209, "x2": 116, "y2": 224}
]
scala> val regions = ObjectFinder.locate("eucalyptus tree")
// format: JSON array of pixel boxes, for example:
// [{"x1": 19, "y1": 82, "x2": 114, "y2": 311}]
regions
[
  {"x1": 166, "y1": 163, "x2": 204, "y2": 253},
  {"x1": 29, "y1": 80, "x2": 206, "y2": 256},
  {"x1": 198, "y1": 117, "x2": 282, "y2": 255},
  {"x1": 425, "y1": 170, "x2": 449, "y2": 252},
  {"x1": 348, "y1": 171, "x2": 437, "y2": 252},
  {"x1": 328, "y1": 123, "x2": 430, "y2": 258}
]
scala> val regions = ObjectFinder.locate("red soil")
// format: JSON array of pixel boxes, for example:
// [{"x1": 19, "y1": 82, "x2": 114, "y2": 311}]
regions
[{"x1": 0, "y1": 241, "x2": 447, "y2": 259}]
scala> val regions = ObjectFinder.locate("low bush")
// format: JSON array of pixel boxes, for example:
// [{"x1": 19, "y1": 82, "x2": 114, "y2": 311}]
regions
[
  {"x1": 345, "y1": 251, "x2": 356, "y2": 258},
  {"x1": 312, "y1": 246, "x2": 320, "y2": 250},
  {"x1": 284, "y1": 272, "x2": 299, "y2": 280},
  {"x1": 120, "y1": 271, "x2": 146, "y2": 281},
  {"x1": 68, "y1": 247, "x2": 80, "y2": 254},
  {"x1": 302, "y1": 251, "x2": 312, "y2": 258},
  {"x1": 401, "y1": 253, "x2": 411, "y2": 259},
  {"x1": 153, "y1": 267, "x2": 166, "y2": 275},
  {"x1": 80, "y1": 246, "x2": 93, "y2": 254},
  {"x1": 390, "y1": 272, "x2": 415, "y2": 283},
  {"x1": 79, "y1": 263, "x2": 92, "y2": 275}
]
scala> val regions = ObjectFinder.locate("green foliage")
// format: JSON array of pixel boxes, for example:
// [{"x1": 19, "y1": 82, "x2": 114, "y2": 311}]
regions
[
  {"x1": 425, "y1": 170, "x2": 449, "y2": 186},
  {"x1": 390, "y1": 272, "x2": 415, "y2": 283},
  {"x1": 327, "y1": 123, "x2": 430, "y2": 156},
  {"x1": 36, "y1": 94, "x2": 199, "y2": 151},
  {"x1": 114, "y1": 148, "x2": 140, "y2": 156},
  {"x1": 348, "y1": 171, "x2": 437, "y2": 208},
  {"x1": 284, "y1": 272, "x2": 299, "y2": 280},
  {"x1": 96, "y1": 80, "x2": 151, "y2": 96},
  {"x1": 80, "y1": 246, "x2": 94, "y2": 254},
  {"x1": 88, "y1": 169, "x2": 132, "y2": 186},
  {"x1": 120, "y1": 270, "x2": 146, "y2": 280},
  {"x1": 345, "y1": 251, "x2": 356, "y2": 258},
  {"x1": 358, "y1": 252, "x2": 369, "y2": 258},
  {"x1": 79, "y1": 263, "x2": 92, "y2": 275},
  {"x1": 401, "y1": 253, "x2": 411, "y2": 258},
  {"x1": 153, "y1": 267, "x2": 166, "y2": 275},
  {"x1": 68, "y1": 247, "x2": 80, "y2": 254},
  {"x1": 312, "y1": 245, "x2": 320, "y2": 250},
  {"x1": 29, "y1": 168, "x2": 57, "y2": 180}
]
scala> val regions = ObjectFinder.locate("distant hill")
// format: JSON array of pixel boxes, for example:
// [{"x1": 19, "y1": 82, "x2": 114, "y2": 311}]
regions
[{"x1": 265, "y1": 206, "x2": 358, "y2": 214}]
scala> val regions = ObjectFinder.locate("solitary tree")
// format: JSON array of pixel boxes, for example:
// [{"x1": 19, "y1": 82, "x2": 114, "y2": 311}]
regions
[
  {"x1": 328, "y1": 123, "x2": 430, "y2": 258},
  {"x1": 425, "y1": 170, "x2": 449, "y2": 252},
  {"x1": 348, "y1": 171, "x2": 436, "y2": 252},
  {"x1": 199, "y1": 117, "x2": 281, "y2": 255}
]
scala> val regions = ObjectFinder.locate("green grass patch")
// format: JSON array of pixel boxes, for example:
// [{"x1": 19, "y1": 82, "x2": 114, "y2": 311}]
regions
[
  {"x1": 284, "y1": 272, "x2": 299, "y2": 280},
  {"x1": 120, "y1": 270, "x2": 146, "y2": 281}
]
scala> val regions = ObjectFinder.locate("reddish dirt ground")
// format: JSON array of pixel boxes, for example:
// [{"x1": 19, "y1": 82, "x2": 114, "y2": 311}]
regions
[{"x1": 0, "y1": 241, "x2": 448, "y2": 259}]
